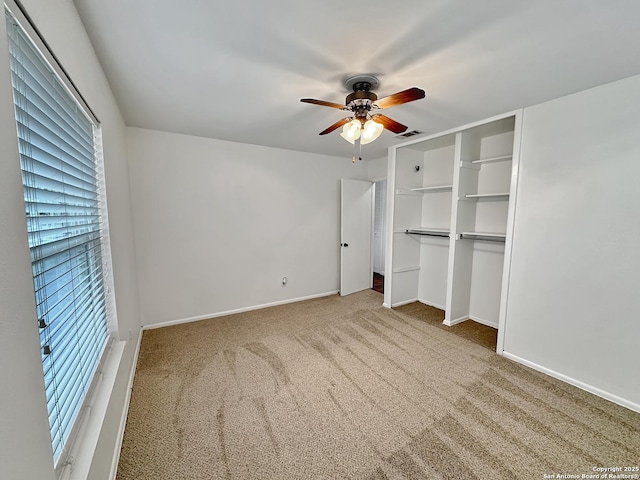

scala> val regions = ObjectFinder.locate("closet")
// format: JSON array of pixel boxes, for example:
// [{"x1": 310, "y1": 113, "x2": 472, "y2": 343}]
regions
[{"x1": 384, "y1": 111, "x2": 522, "y2": 352}]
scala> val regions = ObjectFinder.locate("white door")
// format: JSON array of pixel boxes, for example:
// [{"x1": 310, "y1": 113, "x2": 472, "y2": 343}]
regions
[{"x1": 340, "y1": 179, "x2": 373, "y2": 296}]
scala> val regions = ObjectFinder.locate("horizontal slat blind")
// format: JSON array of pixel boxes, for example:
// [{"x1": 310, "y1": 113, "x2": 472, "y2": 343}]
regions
[{"x1": 5, "y1": 8, "x2": 109, "y2": 463}]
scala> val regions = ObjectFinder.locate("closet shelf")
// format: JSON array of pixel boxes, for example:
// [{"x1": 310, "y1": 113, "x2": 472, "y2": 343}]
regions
[
  {"x1": 463, "y1": 193, "x2": 510, "y2": 200},
  {"x1": 410, "y1": 185, "x2": 453, "y2": 193},
  {"x1": 470, "y1": 154, "x2": 512, "y2": 164},
  {"x1": 405, "y1": 228, "x2": 450, "y2": 238},
  {"x1": 460, "y1": 231, "x2": 506, "y2": 242}
]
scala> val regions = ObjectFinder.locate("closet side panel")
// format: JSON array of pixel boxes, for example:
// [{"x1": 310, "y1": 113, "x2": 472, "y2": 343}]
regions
[
  {"x1": 446, "y1": 134, "x2": 477, "y2": 324},
  {"x1": 418, "y1": 144, "x2": 455, "y2": 309}
]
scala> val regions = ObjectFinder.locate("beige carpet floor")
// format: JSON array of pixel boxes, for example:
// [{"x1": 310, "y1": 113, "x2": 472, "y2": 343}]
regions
[{"x1": 117, "y1": 290, "x2": 640, "y2": 479}]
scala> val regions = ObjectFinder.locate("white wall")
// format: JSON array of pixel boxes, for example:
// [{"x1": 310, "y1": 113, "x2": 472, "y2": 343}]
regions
[
  {"x1": 0, "y1": 1, "x2": 141, "y2": 478},
  {"x1": 504, "y1": 74, "x2": 640, "y2": 409},
  {"x1": 127, "y1": 128, "x2": 369, "y2": 327},
  {"x1": 367, "y1": 155, "x2": 388, "y2": 181}
]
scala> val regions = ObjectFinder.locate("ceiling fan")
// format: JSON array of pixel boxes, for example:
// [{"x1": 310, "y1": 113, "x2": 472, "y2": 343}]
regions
[{"x1": 300, "y1": 74, "x2": 425, "y2": 159}]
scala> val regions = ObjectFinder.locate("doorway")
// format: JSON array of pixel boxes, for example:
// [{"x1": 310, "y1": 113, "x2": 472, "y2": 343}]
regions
[{"x1": 372, "y1": 180, "x2": 386, "y2": 294}]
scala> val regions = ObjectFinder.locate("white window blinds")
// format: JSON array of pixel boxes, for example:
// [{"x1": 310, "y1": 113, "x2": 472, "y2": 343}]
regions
[{"x1": 5, "y1": 7, "x2": 109, "y2": 464}]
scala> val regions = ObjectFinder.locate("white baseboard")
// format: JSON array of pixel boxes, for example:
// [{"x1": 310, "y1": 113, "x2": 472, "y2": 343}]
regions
[
  {"x1": 443, "y1": 314, "x2": 467, "y2": 326},
  {"x1": 502, "y1": 352, "x2": 640, "y2": 414},
  {"x1": 417, "y1": 298, "x2": 446, "y2": 311},
  {"x1": 390, "y1": 297, "x2": 418, "y2": 308},
  {"x1": 142, "y1": 291, "x2": 339, "y2": 330},
  {"x1": 109, "y1": 328, "x2": 143, "y2": 480},
  {"x1": 390, "y1": 299, "x2": 446, "y2": 310},
  {"x1": 469, "y1": 315, "x2": 498, "y2": 329}
]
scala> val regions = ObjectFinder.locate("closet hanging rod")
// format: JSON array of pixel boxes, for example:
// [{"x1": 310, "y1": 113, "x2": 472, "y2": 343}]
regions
[
  {"x1": 460, "y1": 233, "x2": 506, "y2": 243},
  {"x1": 405, "y1": 229, "x2": 450, "y2": 238}
]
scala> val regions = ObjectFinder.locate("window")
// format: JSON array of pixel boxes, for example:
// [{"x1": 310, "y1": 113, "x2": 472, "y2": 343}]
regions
[{"x1": 5, "y1": 4, "x2": 111, "y2": 465}]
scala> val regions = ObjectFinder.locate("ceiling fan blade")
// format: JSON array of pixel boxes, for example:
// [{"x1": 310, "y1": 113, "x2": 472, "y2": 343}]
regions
[
  {"x1": 374, "y1": 87, "x2": 425, "y2": 109},
  {"x1": 371, "y1": 114, "x2": 408, "y2": 134},
  {"x1": 319, "y1": 117, "x2": 353, "y2": 135},
  {"x1": 301, "y1": 98, "x2": 347, "y2": 110}
]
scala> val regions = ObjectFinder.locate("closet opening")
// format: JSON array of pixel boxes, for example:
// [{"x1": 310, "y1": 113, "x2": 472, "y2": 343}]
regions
[{"x1": 385, "y1": 111, "x2": 521, "y2": 354}]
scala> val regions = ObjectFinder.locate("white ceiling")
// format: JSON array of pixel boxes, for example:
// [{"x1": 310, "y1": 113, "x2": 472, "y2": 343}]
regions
[{"x1": 73, "y1": 0, "x2": 640, "y2": 160}]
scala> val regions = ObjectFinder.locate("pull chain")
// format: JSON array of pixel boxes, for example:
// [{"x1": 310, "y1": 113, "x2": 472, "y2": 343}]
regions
[{"x1": 352, "y1": 136, "x2": 362, "y2": 162}]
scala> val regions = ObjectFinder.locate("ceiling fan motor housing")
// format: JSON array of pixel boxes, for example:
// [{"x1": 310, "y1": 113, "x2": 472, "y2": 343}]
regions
[{"x1": 346, "y1": 83, "x2": 378, "y2": 122}]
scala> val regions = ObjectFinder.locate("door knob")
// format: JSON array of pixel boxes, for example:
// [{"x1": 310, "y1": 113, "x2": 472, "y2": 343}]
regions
[{"x1": 341, "y1": 243, "x2": 349, "y2": 247}]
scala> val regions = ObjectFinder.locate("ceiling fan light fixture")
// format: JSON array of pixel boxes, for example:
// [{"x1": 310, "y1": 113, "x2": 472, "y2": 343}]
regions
[
  {"x1": 360, "y1": 119, "x2": 383, "y2": 145},
  {"x1": 339, "y1": 119, "x2": 361, "y2": 144},
  {"x1": 300, "y1": 76, "x2": 425, "y2": 155}
]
